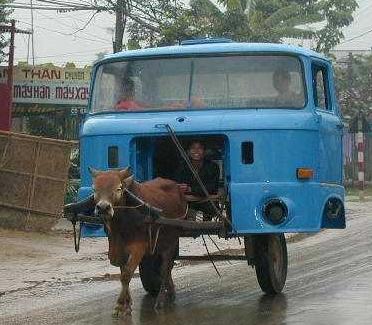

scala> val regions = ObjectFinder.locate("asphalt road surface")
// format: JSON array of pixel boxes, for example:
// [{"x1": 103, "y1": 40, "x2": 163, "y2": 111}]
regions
[{"x1": 1, "y1": 201, "x2": 372, "y2": 325}]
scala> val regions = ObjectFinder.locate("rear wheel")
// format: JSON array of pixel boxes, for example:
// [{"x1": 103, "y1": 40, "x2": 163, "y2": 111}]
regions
[
  {"x1": 250, "y1": 234, "x2": 288, "y2": 294},
  {"x1": 139, "y1": 255, "x2": 162, "y2": 296}
]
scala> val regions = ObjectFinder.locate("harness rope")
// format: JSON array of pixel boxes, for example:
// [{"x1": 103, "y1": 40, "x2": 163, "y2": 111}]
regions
[
  {"x1": 123, "y1": 187, "x2": 188, "y2": 255},
  {"x1": 162, "y1": 124, "x2": 239, "y2": 273},
  {"x1": 162, "y1": 123, "x2": 238, "y2": 235},
  {"x1": 72, "y1": 186, "x2": 184, "y2": 256},
  {"x1": 148, "y1": 224, "x2": 162, "y2": 255}
]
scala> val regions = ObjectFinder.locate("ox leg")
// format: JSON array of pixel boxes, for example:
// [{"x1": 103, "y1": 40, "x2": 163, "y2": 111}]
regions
[
  {"x1": 113, "y1": 265, "x2": 134, "y2": 318},
  {"x1": 167, "y1": 275, "x2": 176, "y2": 301},
  {"x1": 113, "y1": 243, "x2": 147, "y2": 318},
  {"x1": 154, "y1": 246, "x2": 177, "y2": 309}
]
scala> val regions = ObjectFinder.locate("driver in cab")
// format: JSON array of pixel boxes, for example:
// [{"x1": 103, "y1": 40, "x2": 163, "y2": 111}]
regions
[{"x1": 116, "y1": 78, "x2": 145, "y2": 111}]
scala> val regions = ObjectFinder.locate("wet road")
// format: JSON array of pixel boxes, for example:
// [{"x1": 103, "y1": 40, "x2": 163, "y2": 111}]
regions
[{"x1": 1, "y1": 203, "x2": 372, "y2": 325}]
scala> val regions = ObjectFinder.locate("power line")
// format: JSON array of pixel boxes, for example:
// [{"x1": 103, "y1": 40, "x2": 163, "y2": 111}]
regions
[
  {"x1": 340, "y1": 27, "x2": 372, "y2": 45},
  {"x1": 2, "y1": 4, "x2": 98, "y2": 11},
  {"x1": 16, "y1": 47, "x2": 110, "y2": 60},
  {"x1": 15, "y1": 19, "x2": 110, "y2": 44},
  {"x1": 35, "y1": 10, "x2": 109, "y2": 42},
  {"x1": 70, "y1": 11, "x2": 99, "y2": 35},
  {"x1": 33, "y1": 10, "x2": 114, "y2": 31},
  {"x1": 12, "y1": 0, "x2": 99, "y2": 9},
  {"x1": 2, "y1": 2, "x2": 107, "y2": 11},
  {"x1": 353, "y1": 0, "x2": 372, "y2": 19},
  {"x1": 36, "y1": 0, "x2": 93, "y2": 7},
  {"x1": 43, "y1": 59, "x2": 97, "y2": 64}
]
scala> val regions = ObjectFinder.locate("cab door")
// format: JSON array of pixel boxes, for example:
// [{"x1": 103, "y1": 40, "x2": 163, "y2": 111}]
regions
[{"x1": 312, "y1": 60, "x2": 343, "y2": 184}]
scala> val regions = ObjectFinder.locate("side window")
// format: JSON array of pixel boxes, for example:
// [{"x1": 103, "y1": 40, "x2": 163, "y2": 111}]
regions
[{"x1": 313, "y1": 65, "x2": 330, "y2": 110}]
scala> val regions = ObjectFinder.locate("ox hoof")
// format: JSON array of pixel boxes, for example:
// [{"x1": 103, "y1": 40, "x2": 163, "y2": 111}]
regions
[
  {"x1": 168, "y1": 290, "x2": 176, "y2": 302},
  {"x1": 165, "y1": 289, "x2": 176, "y2": 303},
  {"x1": 154, "y1": 300, "x2": 165, "y2": 310},
  {"x1": 154, "y1": 294, "x2": 174, "y2": 310},
  {"x1": 112, "y1": 304, "x2": 132, "y2": 318}
]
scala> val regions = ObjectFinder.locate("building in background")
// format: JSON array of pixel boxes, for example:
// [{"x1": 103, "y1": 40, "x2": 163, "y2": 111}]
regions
[{"x1": 0, "y1": 63, "x2": 91, "y2": 139}]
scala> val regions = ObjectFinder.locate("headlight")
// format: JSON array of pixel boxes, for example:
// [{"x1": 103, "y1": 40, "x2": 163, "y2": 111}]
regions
[{"x1": 263, "y1": 199, "x2": 288, "y2": 225}]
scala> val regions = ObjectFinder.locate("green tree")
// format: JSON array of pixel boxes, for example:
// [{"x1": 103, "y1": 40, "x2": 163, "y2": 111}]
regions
[
  {"x1": 0, "y1": 0, "x2": 13, "y2": 63},
  {"x1": 335, "y1": 54, "x2": 372, "y2": 120},
  {"x1": 130, "y1": 0, "x2": 357, "y2": 54},
  {"x1": 124, "y1": 0, "x2": 187, "y2": 47},
  {"x1": 92, "y1": 0, "x2": 185, "y2": 50}
]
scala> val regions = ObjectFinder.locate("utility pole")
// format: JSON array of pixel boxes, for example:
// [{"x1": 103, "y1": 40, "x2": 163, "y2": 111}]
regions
[
  {"x1": 30, "y1": 0, "x2": 35, "y2": 65},
  {"x1": 113, "y1": 0, "x2": 125, "y2": 53},
  {"x1": 0, "y1": 20, "x2": 32, "y2": 131},
  {"x1": 8, "y1": 20, "x2": 15, "y2": 89}
]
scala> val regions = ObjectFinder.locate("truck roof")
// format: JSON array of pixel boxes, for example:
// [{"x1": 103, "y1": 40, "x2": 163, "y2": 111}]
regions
[{"x1": 98, "y1": 42, "x2": 328, "y2": 64}]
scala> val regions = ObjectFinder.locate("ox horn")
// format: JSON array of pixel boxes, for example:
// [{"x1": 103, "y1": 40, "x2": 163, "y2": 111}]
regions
[
  {"x1": 88, "y1": 166, "x2": 100, "y2": 178},
  {"x1": 123, "y1": 175, "x2": 134, "y2": 187},
  {"x1": 119, "y1": 167, "x2": 132, "y2": 180}
]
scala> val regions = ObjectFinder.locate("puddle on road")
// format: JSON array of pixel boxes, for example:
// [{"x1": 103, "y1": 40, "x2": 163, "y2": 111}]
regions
[
  {"x1": 121, "y1": 294, "x2": 287, "y2": 325},
  {"x1": 123, "y1": 272, "x2": 372, "y2": 325},
  {"x1": 286, "y1": 278, "x2": 372, "y2": 325}
]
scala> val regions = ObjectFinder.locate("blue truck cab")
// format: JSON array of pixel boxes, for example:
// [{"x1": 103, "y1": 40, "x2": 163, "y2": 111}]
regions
[{"x1": 79, "y1": 40, "x2": 345, "y2": 237}]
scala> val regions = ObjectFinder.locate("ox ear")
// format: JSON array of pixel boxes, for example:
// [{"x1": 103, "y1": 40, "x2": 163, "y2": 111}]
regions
[
  {"x1": 119, "y1": 167, "x2": 132, "y2": 180},
  {"x1": 123, "y1": 175, "x2": 134, "y2": 187},
  {"x1": 88, "y1": 167, "x2": 100, "y2": 178}
]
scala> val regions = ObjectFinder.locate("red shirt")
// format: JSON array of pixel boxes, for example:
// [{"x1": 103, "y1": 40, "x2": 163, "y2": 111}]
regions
[{"x1": 116, "y1": 100, "x2": 144, "y2": 111}]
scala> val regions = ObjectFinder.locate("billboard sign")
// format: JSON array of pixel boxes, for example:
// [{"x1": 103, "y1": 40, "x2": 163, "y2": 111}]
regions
[{"x1": 0, "y1": 65, "x2": 91, "y2": 106}]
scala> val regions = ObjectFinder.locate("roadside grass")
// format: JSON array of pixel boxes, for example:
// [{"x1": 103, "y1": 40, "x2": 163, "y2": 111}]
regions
[{"x1": 345, "y1": 186, "x2": 372, "y2": 197}]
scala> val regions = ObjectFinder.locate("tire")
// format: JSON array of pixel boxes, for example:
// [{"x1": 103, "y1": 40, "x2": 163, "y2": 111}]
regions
[
  {"x1": 253, "y1": 234, "x2": 288, "y2": 295},
  {"x1": 139, "y1": 255, "x2": 162, "y2": 296}
]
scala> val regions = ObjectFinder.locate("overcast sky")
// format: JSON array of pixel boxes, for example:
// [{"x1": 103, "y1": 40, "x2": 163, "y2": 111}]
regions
[{"x1": 7, "y1": 0, "x2": 372, "y2": 67}]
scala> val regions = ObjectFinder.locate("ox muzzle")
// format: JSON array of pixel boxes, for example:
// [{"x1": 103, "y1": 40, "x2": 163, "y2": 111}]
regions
[{"x1": 95, "y1": 200, "x2": 114, "y2": 218}]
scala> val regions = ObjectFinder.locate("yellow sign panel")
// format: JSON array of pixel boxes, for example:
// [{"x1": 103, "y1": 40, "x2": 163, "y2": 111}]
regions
[{"x1": 0, "y1": 65, "x2": 91, "y2": 105}]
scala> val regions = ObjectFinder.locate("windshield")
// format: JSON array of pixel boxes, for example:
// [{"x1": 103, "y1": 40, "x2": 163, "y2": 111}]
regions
[{"x1": 91, "y1": 55, "x2": 305, "y2": 112}]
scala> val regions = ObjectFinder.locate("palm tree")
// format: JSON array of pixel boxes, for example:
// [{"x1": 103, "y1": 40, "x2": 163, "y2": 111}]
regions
[{"x1": 187, "y1": 0, "x2": 357, "y2": 53}]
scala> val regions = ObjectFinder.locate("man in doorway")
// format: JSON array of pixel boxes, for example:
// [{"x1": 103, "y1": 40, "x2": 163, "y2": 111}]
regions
[{"x1": 174, "y1": 140, "x2": 220, "y2": 221}]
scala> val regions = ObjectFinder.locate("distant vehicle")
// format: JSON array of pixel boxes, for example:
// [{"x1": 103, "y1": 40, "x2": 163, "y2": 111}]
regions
[{"x1": 73, "y1": 39, "x2": 345, "y2": 295}]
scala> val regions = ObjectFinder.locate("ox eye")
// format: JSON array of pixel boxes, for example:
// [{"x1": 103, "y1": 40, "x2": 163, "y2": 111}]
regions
[{"x1": 116, "y1": 188, "x2": 122, "y2": 192}]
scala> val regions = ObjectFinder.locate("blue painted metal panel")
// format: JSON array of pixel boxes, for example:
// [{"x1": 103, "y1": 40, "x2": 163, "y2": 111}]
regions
[
  {"x1": 311, "y1": 60, "x2": 343, "y2": 184},
  {"x1": 77, "y1": 43, "x2": 344, "y2": 237},
  {"x1": 98, "y1": 43, "x2": 329, "y2": 64},
  {"x1": 78, "y1": 116, "x2": 336, "y2": 234},
  {"x1": 81, "y1": 110, "x2": 318, "y2": 137},
  {"x1": 230, "y1": 183, "x2": 344, "y2": 233}
]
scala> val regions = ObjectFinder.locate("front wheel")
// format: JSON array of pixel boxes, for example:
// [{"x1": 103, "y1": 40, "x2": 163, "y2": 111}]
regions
[
  {"x1": 252, "y1": 234, "x2": 288, "y2": 294},
  {"x1": 139, "y1": 255, "x2": 162, "y2": 296}
]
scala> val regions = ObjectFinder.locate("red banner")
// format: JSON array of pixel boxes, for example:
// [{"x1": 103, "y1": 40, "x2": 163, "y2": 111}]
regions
[{"x1": 0, "y1": 83, "x2": 11, "y2": 131}]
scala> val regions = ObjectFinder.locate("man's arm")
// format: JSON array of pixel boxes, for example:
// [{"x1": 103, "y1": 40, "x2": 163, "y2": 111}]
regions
[{"x1": 173, "y1": 163, "x2": 192, "y2": 193}]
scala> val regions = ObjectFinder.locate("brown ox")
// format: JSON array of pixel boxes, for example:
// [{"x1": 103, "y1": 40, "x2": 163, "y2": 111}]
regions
[{"x1": 90, "y1": 167, "x2": 187, "y2": 317}]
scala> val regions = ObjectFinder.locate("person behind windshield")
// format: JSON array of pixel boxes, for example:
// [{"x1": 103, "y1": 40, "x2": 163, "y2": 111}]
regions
[
  {"x1": 174, "y1": 140, "x2": 220, "y2": 221},
  {"x1": 272, "y1": 68, "x2": 300, "y2": 107},
  {"x1": 116, "y1": 78, "x2": 145, "y2": 110}
]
